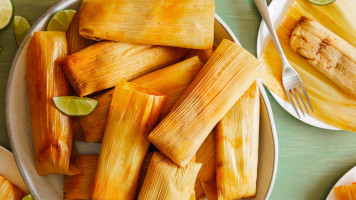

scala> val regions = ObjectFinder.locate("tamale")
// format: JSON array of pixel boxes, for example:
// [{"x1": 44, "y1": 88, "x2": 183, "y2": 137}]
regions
[
  {"x1": 134, "y1": 152, "x2": 154, "y2": 199},
  {"x1": 290, "y1": 16, "x2": 356, "y2": 98},
  {"x1": 26, "y1": 31, "x2": 79, "y2": 175},
  {"x1": 137, "y1": 152, "x2": 202, "y2": 200},
  {"x1": 64, "y1": 155, "x2": 98, "y2": 200},
  {"x1": 200, "y1": 159, "x2": 217, "y2": 200},
  {"x1": 79, "y1": 57, "x2": 202, "y2": 142},
  {"x1": 195, "y1": 131, "x2": 215, "y2": 200},
  {"x1": 148, "y1": 39, "x2": 265, "y2": 167},
  {"x1": 79, "y1": 0, "x2": 214, "y2": 49},
  {"x1": 334, "y1": 182, "x2": 356, "y2": 200},
  {"x1": 260, "y1": 0, "x2": 356, "y2": 131},
  {"x1": 185, "y1": 48, "x2": 214, "y2": 64},
  {"x1": 215, "y1": 82, "x2": 260, "y2": 199},
  {"x1": 62, "y1": 41, "x2": 187, "y2": 96},
  {"x1": 0, "y1": 174, "x2": 25, "y2": 200},
  {"x1": 78, "y1": 89, "x2": 114, "y2": 143},
  {"x1": 66, "y1": 12, "x2": 95, "y2": 54},
  {"x1": 91, "y1": 80, "x2": 166, "y2": 199},
  {"x1": 73, "y1": 119, "x2": 85, "y2": 141}
]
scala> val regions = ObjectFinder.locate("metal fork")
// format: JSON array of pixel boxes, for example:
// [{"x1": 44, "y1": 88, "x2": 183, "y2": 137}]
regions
[{"x1": 254, "y1": 0, "x2": 313, "y2": 118}]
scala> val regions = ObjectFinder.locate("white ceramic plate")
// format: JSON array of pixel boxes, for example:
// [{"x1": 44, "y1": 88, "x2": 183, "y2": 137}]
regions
[
  {"x1": 326, "y1": 165, "x2": 356, "y2": 200},
  {"x1": 6, "y1": 1, "x2": 278, "y2": 199},
  {"x1": 0, "y1": 146, "x2": 29, "y2": 194},
  {"x1": 256, "y1": 0, "x2": 339, "y2": 130}
]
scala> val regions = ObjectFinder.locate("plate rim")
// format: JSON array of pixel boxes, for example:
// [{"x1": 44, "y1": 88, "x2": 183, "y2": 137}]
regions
[
  {"x1": 5, "y1": 1, "x2": 279, "y2": 199},
  {"x1": 326, "y1": 165, "x2": 356, "y2": 200},
  {"x1": 256, "y1": 0, "x2": 340, "y2": 130},
  {"x1": 0, "y1": 146, "x2": 29, "y2": 193}
]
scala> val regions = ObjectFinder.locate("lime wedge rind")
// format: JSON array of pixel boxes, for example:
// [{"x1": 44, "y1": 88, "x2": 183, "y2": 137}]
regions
[
  {"x1": 0, "y1": 0, "x2": 13, "y2": 30},
  {"x1": 53, "y1": 96, "x2": 98, "y2": 116},
  {"x1": 13, "y1": 15, "x2": 31, "y2": 46},
  {"x1": 22, "y1": 194, "x2": 34, "y2": 200},
  {"x1": 307, "y1": 0, "x2": 336, "y2": 5}
]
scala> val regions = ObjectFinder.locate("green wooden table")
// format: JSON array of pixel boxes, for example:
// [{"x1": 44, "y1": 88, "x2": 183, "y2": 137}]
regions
[{"x1": 1, "y1": 0, "x2": 355, "y2": 199}]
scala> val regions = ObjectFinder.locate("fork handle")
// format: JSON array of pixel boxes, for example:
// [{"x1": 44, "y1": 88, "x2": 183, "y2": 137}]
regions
[{"x1": 254, "y1": 0, "x2": 288, "y2": 65}]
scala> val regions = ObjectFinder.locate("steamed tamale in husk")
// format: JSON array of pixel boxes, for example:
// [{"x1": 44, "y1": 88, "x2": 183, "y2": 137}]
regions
[
  {"x1": 216, "y1": 82, "x2": 260, "y2": 199},
  {"x1": 62, "y1": 41, "x2": 187, "y2": 96},
  {"x1": 91, "y1": 80, "x2": 166, "y2": 199},
  {"x1": 26, "y1": 31, "x2": 79, "y2": 176},
  {"x1": 334, "y1": 182, "x2": 356, "y2": 200},
  {"x1": 79, "y1": 0, "x2": 215, "y2": 49},
  {"x1": 200, "y1": 158, "x2": 218, "y2": 200},
  {"x1": 260, "y1": 0, "x2": 356, "y2": 131},
  {"x1": 135, "y1": 152, "x2": 154, "y2": 199},
  {"x1": 195, "y1": 131, "x2": 216, "y2": 200},
  {"x1": 66, "y1": 12, "x2": 95, "y2": 54},
  {"x1": 185, "y1": 48, "x2": 214, "y2": 64},
  {"x1": 73, "y1": 119, "x2": 85, "y2": 141},
  {"x1": 79, "y1": 57, "x2": 202, "y2": 143},
  {"x1": 64, "y1": 155, "x2": 98, "y2": 200},
  {"x1": 0, "y1": 175, "x2": 25, "y2": 200},
  {"x1": 148, "y1": 39, "x2": 265, "y2": 167},
  {"x1": 137, "y1": 152, "x2": 202, "y2": 200},
  {"x1": 290, "y1": 16, "x2": 356, "y2": 98}
]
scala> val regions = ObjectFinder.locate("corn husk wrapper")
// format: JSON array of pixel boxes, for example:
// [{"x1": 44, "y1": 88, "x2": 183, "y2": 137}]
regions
[
  {"x1": 195, "y1": 131, "x2": 215, "y2": 200},
  {"x1": 200, "y1": 158, "x2": 217, "y2": 200},
  {"x1": 148, "y1": 39, "x2": 265, "y2": 167},
  {"x1": 334, "y1": 182, "x2": 356, "y2": 200},
  {"x1": 66, "y1": 12, "x2": 95, "y2": 54},
  {"x1": 185, "y1": 48, "x2": 214, "y2": 64},
  {"x1": 62, "y1": 41, "x2": 187, "y2": 96},
  {"x1": 134, "y1": 152, "x2": 154, "y2": 199},
  {"x1": 215, "y1": 82, "x2": 260, "y2": 199},
  {"x1": 260, "y1": 0, "x2": 356, "y2": 131},
  {"x1": 79, "y1": 0, "x2": 214, "y2": 49},
  {"x1": 73, "y1": 119, "x2": 85, "y2": 141},
  {"x1": 64, "y1": 155, "x2": 98, "y2": 200},
  {"x1": 137, "y1": 152, "x2": 202, "y2": 200},
  {"x1": 0, "y1": 175, "x2": 25, "y2": 200},
  {"x1": 91, "y1": 80, "x2": 166, "y2": 199},
  {"x1": 26, "y1": 31, "x2": 79, "y2": 176},
  {"x1": 79, "y1": 57, "x2": 202, "y2": 142}
]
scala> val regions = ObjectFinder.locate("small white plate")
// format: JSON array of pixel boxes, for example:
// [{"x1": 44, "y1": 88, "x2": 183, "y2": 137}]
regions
[
  {"x1": 256, "y1": 0, "x2": 339, "y2": 130},
  {"x1": 326, "y1": 166, "x2": 356, "y2": 200},
  {"x1": 0, "y1": 146, "x2": 29, "y2": 193}
]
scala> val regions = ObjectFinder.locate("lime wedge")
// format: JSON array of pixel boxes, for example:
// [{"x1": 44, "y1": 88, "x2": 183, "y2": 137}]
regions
[
  {"x1": 13, "y1": 16, "x2": 31, "y2": 46},
  {"x1": 46, "y1": 9, "x2": 76, "y2": 31},
  {"x1": 0, "y1": 0, "x2": 13, "y2": 30},
  {"x1": 307, "y1": 0, "x2": 336, "y2": 5},
  {"x1": 53, "y1": 96, "x2": 98, "y2": 116},
  {"x1": 22, "y1": 194, "x2": 34, "y2": 200}
]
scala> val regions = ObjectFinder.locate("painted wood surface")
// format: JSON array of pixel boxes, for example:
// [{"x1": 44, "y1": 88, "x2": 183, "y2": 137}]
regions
[{"x1": 0, "y1": 0, "x2": 355, "y2": 199}]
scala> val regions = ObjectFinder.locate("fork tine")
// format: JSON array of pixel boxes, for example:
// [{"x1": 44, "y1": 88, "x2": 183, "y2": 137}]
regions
[
  {"x1": 296, "y1": 87, "x2": 309, "y2": 115},
  {"x1": 286, "y1": 89, "x2": 300, "y2": 118},
  {"x1": 300, "y1": 85, "x2": 313, "y2": 112},
  {"x1": 291, "y1": 88, "x2": 304, "y2": 117}
]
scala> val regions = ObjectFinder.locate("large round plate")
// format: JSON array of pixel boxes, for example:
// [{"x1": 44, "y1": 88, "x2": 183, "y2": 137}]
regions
[
  {"x1": 326, "y1": 165, "x2": 356, "y2": 200},
  {"x1": 256, "y1": 0, "x2": 339, "y2": 130},
  {"x1": 6, "y1": 1, "x2": 278, "y2": 199},
  {"x1": 0, "y1": 146, "x2": 29, "y2": 194}
]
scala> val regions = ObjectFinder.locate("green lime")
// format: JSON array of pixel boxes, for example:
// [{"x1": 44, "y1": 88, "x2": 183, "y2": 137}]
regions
[
  {"x1": 46, "y1": 9, "x2": 76, "y2": 31},
  {"x1": 0, "y1": 0, "x2": 13, "y2": 30},
  {"x1": 22, "y1": 194, "x2": 34, "y2": 200},
  {"x1": 13, "y1": 16, "x2": 31, "y2": 46},
  {"x1": 307, "y1": 0, "x2": 336, "y2": 5},
  {"x1": 53, "y1": 96, "x2": 98, "y2": 116}
]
